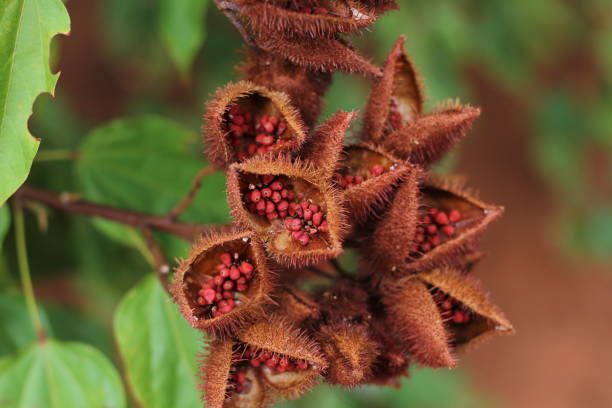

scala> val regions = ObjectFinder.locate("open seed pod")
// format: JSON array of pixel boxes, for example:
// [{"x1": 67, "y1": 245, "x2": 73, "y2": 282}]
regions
[
  {"x1": 237, "y1": 316, "x2": 327, "y2": 399},
  {"x1": 418, "y1": 268, "x2": 515, "y2": 353},
  {"x1": 238, "y1": 50, "x2": 332, "y2": 127},
  {"x1": 238, "y1": 0, "x2": 376, "y2": 39},
  {"x1": 332, "y1": 143, "x2": 414, "y2": 224},
  {"x1": 363, "y1": 36, "x2": 424, "y2": 143},
  {"x1": 404, "y1": 176, "x2": 503, "y2": 273},
  {"x1": 227, "y1": 156, "x2": 345, "y2": 267},
  {"x1": 172, "y1": 229, "x2": 274, "y2": 335},
  {"x1": 204, "y1": 81, "x2": 307, "y2": 169},
  {"x1": 382, "y1": 101, "x2": 481, "y2": 167},
  {"x1": 255, "y1": 34, "x2": 381, "y2": 78},
  {"x1": 202, "y1": 339, "x2": 274, "y2": 408},
  {"x1": 381, "y1": 276, "x2": 456, "y2": 368}
]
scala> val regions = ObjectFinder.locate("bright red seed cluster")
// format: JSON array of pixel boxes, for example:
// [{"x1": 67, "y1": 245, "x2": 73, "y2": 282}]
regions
[
  {"x1": 226, "y1": 104, "x2": 288, "y2": 161},
  {"x1": 244, "y1": 175, "x2": 329, "y2": 246},
  {"x1": 196, "y1": 252, "x2": 254, "y2": 318},
  {"x1": 409, "y1": 207, "x2": 462, "y2": 257},
  {"x1": 333, "y1": 164, "x2": 386, "y2": 189},
  {"x1": 432, "y1": 290, "x2": 472, "y2": 324}
]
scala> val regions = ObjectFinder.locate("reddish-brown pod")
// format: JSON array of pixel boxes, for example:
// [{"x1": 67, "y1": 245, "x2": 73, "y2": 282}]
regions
[
  {"x1": 203, "y1": 81, "x2": 307, "y2": 169},
  {"x1": 237, "y1": 0, "x2": 377, "y2": 39},
  {"x1": 226, "y1": 156, "x2": 346, "y2": 267},
  {"x1": 171, "y1": 228, "x2": 274, "y2": 335}
]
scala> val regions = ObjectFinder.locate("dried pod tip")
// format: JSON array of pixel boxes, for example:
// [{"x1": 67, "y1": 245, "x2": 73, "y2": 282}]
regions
[
  {"x1": 172, "y1": 231, "x2": 272, "y2": 333},
  {"x1": 205, "y1": 82, "x2": 305, "y2": 168}
]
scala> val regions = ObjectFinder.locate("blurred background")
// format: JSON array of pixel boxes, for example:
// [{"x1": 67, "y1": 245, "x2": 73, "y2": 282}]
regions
[{"x1": 1, "y1": 0, "x2": 611, "y2": 407}]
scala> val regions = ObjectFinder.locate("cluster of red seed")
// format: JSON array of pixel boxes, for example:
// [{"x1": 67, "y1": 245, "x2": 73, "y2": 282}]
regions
[
  {"x1": 409, "y1": 207, "x2": 462, "y2": 257},
  {"x1": 226, "y1": 104, "x2": 288, "y2": 161},
  {"x1": 244, "y1": 175, "x2": 329, "y2": 246},
  {"x1": 196, "y1": 252, "x2": 254, "y2": 318},
  {"x1": 432, "y1": 290, "x2": 472, "y2": 324},
  {"x1": 333, "y1": 164, "x2": 386, "y2": 189}
]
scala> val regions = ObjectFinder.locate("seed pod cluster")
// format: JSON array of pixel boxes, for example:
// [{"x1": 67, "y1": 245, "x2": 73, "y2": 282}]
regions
[{"x1": 174, "y1": 3, "x2": 514, "y2": 407}]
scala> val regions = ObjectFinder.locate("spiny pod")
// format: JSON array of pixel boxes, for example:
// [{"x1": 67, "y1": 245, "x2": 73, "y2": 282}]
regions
[
  {"x1": 237, "y1": 316, "x2": 328, "y2": 399},
  {"x1": 171, "y1": 229, "x2": 274, "y2": 335},
  {"x1": 332, "y1": 143, "x2": 414, "y2": 224},
  {"x1": 382, "y1": 100, "x2": 481, "y2": 167},
  {"x1": 238, "y1": 50, "x2": 332, "y2": 128},
  {"x1": 418, "y1": 268, "x2": 515, "y2": 353},
  {"x1": 237, "y1": 0, "x2": 376, "y2": 39},
  {"x1": 363, "y1": 35, "x2": 424, "y2": 143},
  {"x1": 227, "y1": 156, "x2": 346, "y2": 267},
  {"x1": 204, "y1": 81, "x2": 307, "y2": 169}
]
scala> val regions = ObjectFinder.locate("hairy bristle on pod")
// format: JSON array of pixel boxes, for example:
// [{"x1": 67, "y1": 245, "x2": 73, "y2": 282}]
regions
[
  {"x1": 172, "y1": 228, "x2": 274, "y2": 335},
  {"x1": 201, "y1": 339, "x2": 237, "y2": 408},
  {"x1": 203, "y1": 81, "x2": 307, "y2": 169},
  {"x1": 226, "y1": 156, "x2": 346, "y2": 267}
]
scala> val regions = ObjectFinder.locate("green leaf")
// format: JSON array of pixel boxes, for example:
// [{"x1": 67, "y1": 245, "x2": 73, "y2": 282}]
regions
[
  {"x1": 0, "y1": 205, "x2": 9, "y2": 251},
  {"x1": 76, "y1": 114, "x2": 230, "y2": 253},
  {"x1": 0, "y1": 0, "x2": 70, "y2": 205},
  {"x1": 0, "y1": 340, "x2": 126, "y2": 408},
  {"x1": 0, "y1": 293, "x2": 52, "y2": 357},
  {"x1": 158, "y1": 0, "x2": 209, "y2": 77},
  {"x1": 114, "y1": 275, "x2": 202, "y2": 408}
]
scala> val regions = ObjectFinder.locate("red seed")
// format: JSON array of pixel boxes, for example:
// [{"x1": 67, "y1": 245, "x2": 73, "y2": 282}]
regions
[
  {"x1": 262, "y1": 175, "x2": 275, "y2": 184},
  {"x1": 219, "y1": 267, "x2": 230, "y2": 278},
  {"x1": 203, "y1": 288, "x2": 216, "y2": 304},
  {"x1": 271, "y1": 191, "x2": 282, "y2": 203},
  {"x1": 426, "y1": 224, "x2": 437, "y2": 235},
  {"x1": 435, "y1": 211, "x2": 449, "y2": 225},
  {"x1": 266, "y1": 211, "x2": 279, "y2": 220},
  {"x1": 237, "y1": 277, "x2": 247, "y2": 285},
  {"x1": 215, "y1": 292, "x2": 223, "y2": 301},
  {"x1": 223, "y1": 291, "x2": 233, "y2": 299},
  {"x1": 237, "y1": 284, "x2": 248, "y2": 292},
  {"x1": 354, "y1": 175, "x2": 364, "y2": 184},
  {"x1": 277, "y1": 200, "x2": 289, "y2": 211},
  {"x1": 223, "y1": 280, "x2": 235, "y2": 291},
  {"x1": 296, "y1": 360, "x2": 308, "y2": 370},
  {"x1": 197, "y1": 296, "x2": 206, "y2": 306},
  {"x1": 270, "y1": 181, "x2": 283, "y2": 191},
  {"x1": 285, "y1": 217, "x2": 303, "y2": 231},
  {"x1": 236, "y1": 371, "x2": 247, "y2": 384},
  {"x1": 452, "y1": 310, "x2": 465, "y2": 324},
  {"x1": 319, "y1": 220, "x2": 329, "y2": 232},
  {"x1": 312, "y1": 212, "x2": 323, "y2": 226},
  {"x1": 220, "y1": 252, "x2": 232, "y2": 267},
  {"x1": 428, "y1": 208, "x2": 439, "y2": 216},
  {"x1": 279, "y1": 211, "x2": 287, "y2": 218},
  {"x1": 256, "y1": 200, "x2": 266, "y2": 212},
  {"x1": 213, "y1": 275, "x2": 224, "y2": 286},
  {"x1": 230, "y1": 266, "x2": 241, "y2": 280},
  {"x1": 261, "y1": 135, "x2": 275, "y2": 146},
  {"x1": 449, "y1": 209, "x2": 462, "y2": 223},
  {"x1": 441, "y1": 225, "x2": 455, "y2": 236},
  {"x1": 277, "y1": 122, "x2": 287, "y2": 135},
  {"x1": 303, "y1": 209, "x2": 313, "y2": 221},
  {"x1": 265, "y1": 201, "x2": 276, "y2": 213},
  {"x1": 263, "y1": 122, "x2": 274, "y2": 133},
  {"x1": 249, "y1": 190, "x2": 261, "y2": 203},
  {"x1": 309, "y1": 204, "x2": 319, "y2": 212},
  {"x1": 250, "y1": 359, "x2": 261, "y2": 367},
  {"x1": 296, "y1": 232, "x2": 310, "y2": 246},
  {"x1": 430, "y1": 235, "x2": 441, "y2": 246},
  {"x1": 238, "y1": 261, "x2": 253, "y2": 275},
  {"x1": 371, "y1": 164, "x2": 384, "y2": 176},
  {"x1": 414, "y1": 233, "x2": 424, "y2": 243},
  {"x1": 419, "y1": 242, "x2": 432, "y2": 252},
  {"x1": 261, "y1": 188, "x2": 272, "y2": 198}
]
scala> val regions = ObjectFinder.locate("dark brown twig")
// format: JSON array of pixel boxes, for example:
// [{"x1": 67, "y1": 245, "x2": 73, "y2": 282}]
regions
[
  {"x1": 167, "y1": 165, "x2": 215, "y2": 220},
  {"x1": 140, "y1": 226, "x2": 171, "y2": 293},
  {"x1": 15, "y1": 185, "x2": 208, "y2": 241},
  {"x1": 214, "y1": 0, "x2": 257, "y2": 47}
]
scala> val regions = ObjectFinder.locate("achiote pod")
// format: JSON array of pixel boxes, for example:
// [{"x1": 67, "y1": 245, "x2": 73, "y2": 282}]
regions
[
  {"x1": 227, "y1": 156, "x2": 346, "y2": 267},
  {"x1": 204, "y1": 81, "x2": 307, "y2": 169},
  {"x1": 237, "y1": 0, "x2": 377, "y2": 39},
  {"x1": 172, "y1": 229, "x2": 274, "y2": 335}
]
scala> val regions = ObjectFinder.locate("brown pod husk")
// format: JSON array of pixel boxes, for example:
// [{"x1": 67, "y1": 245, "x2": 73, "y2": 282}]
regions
[
  {"x1": 367, "y1": 318, "x2": 410, "y2": 387},
  {"x1": 299, "y1": 110, "x2": 356, "y2": 179},
  {"x1": 382, "y1": 277, "x2": 456, "y2": 368},
  {"x1": 402, "y1": 175, "x2": 504, "y2": 273},
  {"x1": 274, "y1": 287, "x2": 321, "y2": 325},
  {"x1": 418, "y1": 268, "x2": 515, "y2": 353},
  {"x1": 256, "y1": 35, "x2": 381, "y2": 78},
  {"x1": 317, "y1": 323, "x2": 379, "y2": 387},
  {"x1": 238, "y1": 0, "x2": 376, "y2": 39},
  {"x1": 382, "y1": 101, "x2": 481, "y2": 167},
  {"x1": 238, "y1": 50, "x2": 332, "y2": 127},
  {"x1": 365, "y1": 167, "x2": 421, "y2": 276},
  {"x1": 172, "y1": 228, "x2": 274, "y2": 335},
  {"x1": 237, "y1": 316, "x2": 327, "y2": 399},
  {"x1": 356, "y1": 0, "x2": 398, "y2": 13},
  {"x1": 334, "y1": 143, "x2": 414, "y2": 224},
  {"x1": 363, "y1": 36, "x2": 424, "y2": 143},
  {"x1": 203, "y1": 81, "x2": 307, "y2": 169},
  {"x1": 202, "y1": 339, "x2": 272, "y2": 408},
  {"x1": 226, "y1": 156, "x2": 346, "y2": 267}
]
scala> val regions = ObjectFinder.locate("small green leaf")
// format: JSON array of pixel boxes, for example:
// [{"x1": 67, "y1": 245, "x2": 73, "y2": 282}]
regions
[
  {"x1": 114, "y1": 275, "x2": 202, "y2": 408},
  {"x1": 0, "y1": 205, "x2": 9, "y2": 251},
  {"x1": 0, "y1": 0, "x2": 70, "y2": 205},
  {"x1": 0, "y1": 340, "x2": 126, "y2": 408},
  {"x1": 76, "y1": 115, "x2": 230, "y2": 253},
  {"x1": 158, "y1": 0, "x2": 209, "y2": 77}
]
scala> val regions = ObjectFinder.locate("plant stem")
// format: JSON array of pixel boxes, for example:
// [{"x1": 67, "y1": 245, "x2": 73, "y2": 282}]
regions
[
  {"x1": 35, "y1": 149, "x2": 79, "y2": 162},
  {"x1": 14, "y1": 185, "x2": 209, "y2": 241},
  {"x1": 12, "y1": 202, "x2": 46, "y2": 342},
  {"x1": 167, "y1": 165, "x2": 215, "y2": 220}
]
